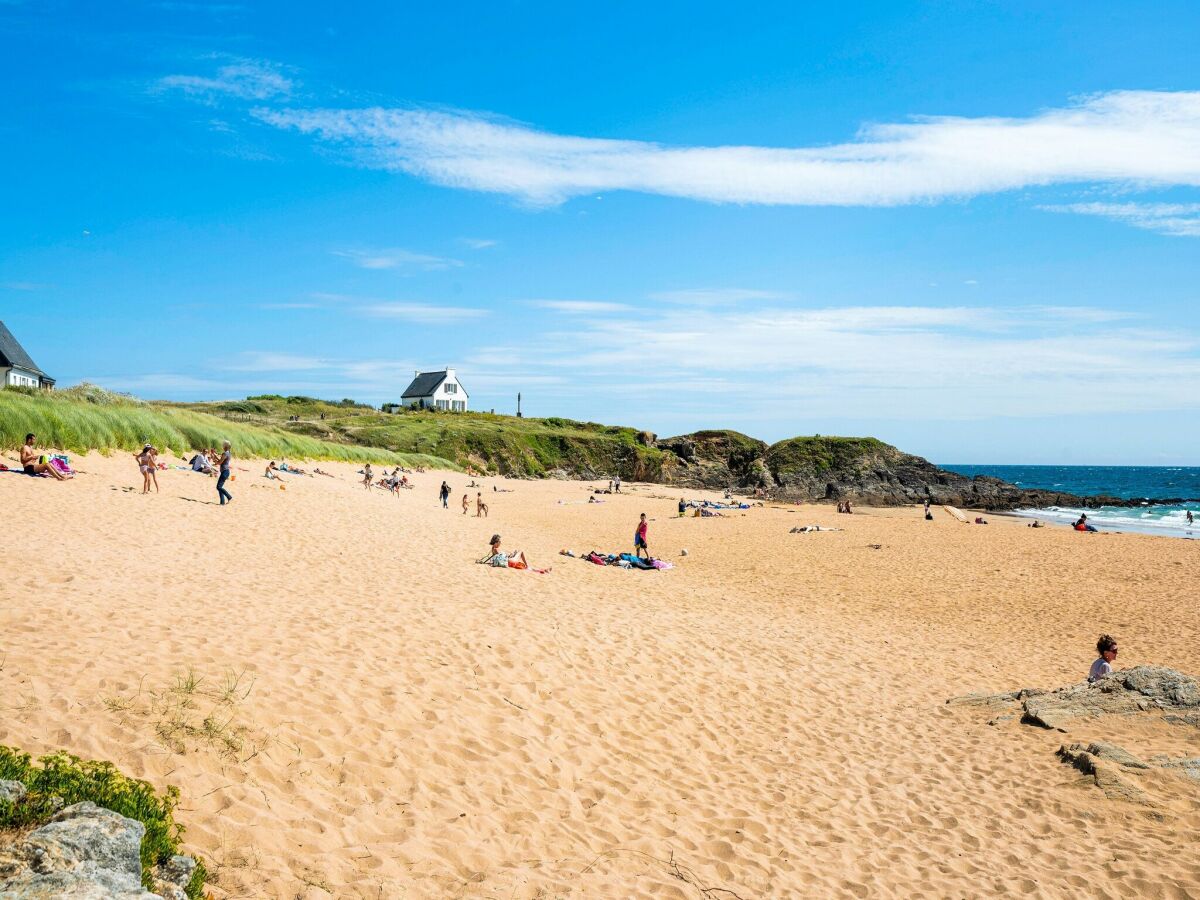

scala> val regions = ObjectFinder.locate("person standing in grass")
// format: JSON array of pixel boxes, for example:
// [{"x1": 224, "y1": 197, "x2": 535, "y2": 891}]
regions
[
  {"x1": 217, "y1": 440, "x2": 233, "y2": 505},
  {"x1": 634, "y1": 512, "x2": 649, "y2": 559}
]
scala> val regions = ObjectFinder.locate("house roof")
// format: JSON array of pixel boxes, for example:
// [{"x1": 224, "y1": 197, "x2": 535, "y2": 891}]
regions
[
  {"x1": 0, "y1": 320, "x2": 47, "y2": 377},
  {"x1": 401, "y1": 370, "x2": 449, "y2": 398}
]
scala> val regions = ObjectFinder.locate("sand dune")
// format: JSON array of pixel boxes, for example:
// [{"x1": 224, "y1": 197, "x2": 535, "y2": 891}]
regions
[{"x1": 2, "y1": 452, "x2": 1199, "y2": 898}]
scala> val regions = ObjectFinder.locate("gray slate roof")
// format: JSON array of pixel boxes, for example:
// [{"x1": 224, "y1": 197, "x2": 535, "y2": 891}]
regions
[
  {"x1": 0, "y1": 320, "x2": 46, "y2": 377},
  {"x1": 401, "y1": 370, "x2": 448, "y2": 398}
]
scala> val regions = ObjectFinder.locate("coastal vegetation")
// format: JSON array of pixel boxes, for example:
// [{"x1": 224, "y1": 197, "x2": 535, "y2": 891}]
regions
[
  {"x1": 0, "y1": 746, "x2": 207, "y2": 898},
  {"x1": 0, "y1": 385, "x2": 446, "y2": 467}
]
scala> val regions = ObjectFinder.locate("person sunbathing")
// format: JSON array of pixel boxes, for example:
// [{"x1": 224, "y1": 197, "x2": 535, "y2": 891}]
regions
[
  {"x1": 479, "y1": 535, "x2": 550, "y2": 573},
  {"x1": 20, "y1": 434, "x2": 69, "y2": 481}
]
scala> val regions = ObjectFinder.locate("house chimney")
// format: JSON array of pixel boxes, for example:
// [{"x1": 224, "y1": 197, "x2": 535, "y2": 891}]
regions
[
  {"x1": 445, "y1": 366, "x2": 455, "y2": 378},
  {"x1": 414, "y1": 369, "x2": 421, "y2": 378}
]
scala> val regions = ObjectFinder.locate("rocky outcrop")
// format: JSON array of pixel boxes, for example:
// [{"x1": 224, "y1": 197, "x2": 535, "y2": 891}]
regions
[
  {"x1": 951, "y1": 669, "x2": 1200, "y2": 807},
  {"x1": 0, "y1": 795, "x2": 197, "y2": 900},
  {"x1": 651, "y1": 432, "x2": 1194, "y2": 509},
  {"x1": 948, "y1": 666, "x2": 1200, "y2": 732},
  {"x1": 656, "y1": 430, "x2": 769, "y2": 490}
]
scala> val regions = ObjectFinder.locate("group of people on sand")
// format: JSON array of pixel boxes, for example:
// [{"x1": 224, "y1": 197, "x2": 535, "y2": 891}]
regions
[{"x1": 836, "y1": 500, "x2": 854, "y2": 514}]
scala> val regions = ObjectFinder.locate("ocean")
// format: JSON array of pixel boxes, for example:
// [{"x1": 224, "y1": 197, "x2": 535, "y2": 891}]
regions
[{"x1": 939, "y1": 465, "x2": 1200, "y2": 539}]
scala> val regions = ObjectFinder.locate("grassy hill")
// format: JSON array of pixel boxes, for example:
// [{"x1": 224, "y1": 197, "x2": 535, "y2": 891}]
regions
[
  {"x1": 170, "y1": 394, "x2": 670, "y2": 478},
  {"x1": 0, "y1": 386, "x2": 446, "y2": 467}
]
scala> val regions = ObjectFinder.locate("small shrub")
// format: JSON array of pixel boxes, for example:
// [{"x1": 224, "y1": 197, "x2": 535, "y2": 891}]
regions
[{"x1": 0, "y1": 746, "x2": 207, "y2": 898}]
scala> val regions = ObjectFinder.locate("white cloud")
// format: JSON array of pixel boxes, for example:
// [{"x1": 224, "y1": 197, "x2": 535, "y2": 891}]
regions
[
  {"x1": 358, "y1": 302, "x2": 486, "y2": 323},
  {"x1": 159, "y1": 58, "x2": 293, "y2": 102},
  {"x1": 650, "y1": 288, "x2": 787, "y2": 307},
  {"x1": 222, "y1": 352, "x2": 329, "y2": 371},
  {"x1": 460, "y1": 238, "x2": 499, "y2": 249},
  {"x1": 531, "y1": 299, "x2": 630, "y2": 313},
  {"x1": 333, "y1": 248, "x2": 463, "y2": 270},
  {"x1": 253, "y1": 91, "x2": 1200, "y2": 207},
  {"x1": 1039, "y1": 201, "x2": 1200, "y2": 236},
  {"x1": 476, "y1": 304, "x2": 1200, "y2": 420}
]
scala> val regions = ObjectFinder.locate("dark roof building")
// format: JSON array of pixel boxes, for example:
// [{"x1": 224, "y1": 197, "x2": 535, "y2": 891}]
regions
[
  {"x1": 399, "y1": 368, "x2": 468, "y2": 411},
  {"x1": 0, "y1": 320, "x2": 54, "y2": 388}
]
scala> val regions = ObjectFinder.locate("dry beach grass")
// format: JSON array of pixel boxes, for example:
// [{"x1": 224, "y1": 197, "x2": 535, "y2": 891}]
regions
[{"x1": 2, "y1": 452, "x2": 1199, "y2": 898}]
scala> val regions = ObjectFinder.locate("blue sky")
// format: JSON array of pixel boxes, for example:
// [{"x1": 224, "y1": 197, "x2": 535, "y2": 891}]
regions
[{"x1": 3, "y1": 1, "x2": 1199, "y2": 464}]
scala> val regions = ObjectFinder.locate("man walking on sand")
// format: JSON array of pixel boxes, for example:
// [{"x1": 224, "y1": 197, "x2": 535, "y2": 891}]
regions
[
  {"x1": 634, "y1": 512, "x2": 649, "y2": 560},
  {"x1": 217, "y1": 440, "x2": 233, "y2": 505},
  {"x1": 439, "y1": 480, "x2": 451, "y2": 508}
]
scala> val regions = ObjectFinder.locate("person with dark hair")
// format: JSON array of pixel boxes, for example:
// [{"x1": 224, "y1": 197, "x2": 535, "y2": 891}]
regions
[
  {"x1": 1089, "y1": 635, "x2": 1118, "y2": 682},
  {"x1": 634, "y1": 513, "x2": 649, "y2": 560},
  {"x1": 439, "y1": 481, "x2": 451, "y2": 508},
  {"x1": 1074, "y1": 513, "x2": 1098, "y2": 532},
  {"x1": 20, "y1": 433, "x2": 68, "y2": 481}
]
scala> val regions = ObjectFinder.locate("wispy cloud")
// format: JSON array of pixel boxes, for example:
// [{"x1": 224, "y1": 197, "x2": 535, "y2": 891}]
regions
[
  {"x1": 253, "y1": 91, "x2": 1200, "y2": 208},
  {"x1": 503, "y1": 304, "x2": 1200, "y2": 419},
  {"x1": 158, "y1": 57, "x2": 293, "y2": 102},
  {"x1": 359, "y1": 302, "x2": 486, "y2": 323},
  {"x1": 650, "y1": 288, "x2": 786, "y2": 307},
  {"x1": 531, "y1": 299, "x2": 630, "y2": 313},
  {"x1": 1039, "y1": 201, "x2": 1200, "y2": 236},
  {"x1": 333, "y1": 248, "x2": 463, "y2": 271},
  {"x1": 222, "y1": 352, "x2": 329, "y2": 371},
  {"x1": 460, "y1": 238, "x2": 498, "y2": 249}
]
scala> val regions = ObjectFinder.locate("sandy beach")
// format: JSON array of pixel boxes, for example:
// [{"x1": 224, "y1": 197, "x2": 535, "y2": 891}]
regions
[{"x1": 3, "y1": 451, "x2": 1199, "y2": 898}]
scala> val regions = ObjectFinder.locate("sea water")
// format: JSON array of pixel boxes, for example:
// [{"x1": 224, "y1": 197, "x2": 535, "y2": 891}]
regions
[{"x1": 939, "y1": 465, "x2": 1200, "y2": 539}]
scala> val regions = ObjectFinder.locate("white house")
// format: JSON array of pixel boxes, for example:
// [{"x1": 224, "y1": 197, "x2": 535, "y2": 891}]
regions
[
  {"x1": 0, "y1": 320, "x2": 55, "y2": 389},
  {"x1": 400, "y1": 367, "x2": 468, "y2": 411}
]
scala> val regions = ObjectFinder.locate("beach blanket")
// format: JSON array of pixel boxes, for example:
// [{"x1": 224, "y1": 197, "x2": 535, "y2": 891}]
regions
[{"x1": 943, "y1": 505, "x2": 970, "y2": 523}]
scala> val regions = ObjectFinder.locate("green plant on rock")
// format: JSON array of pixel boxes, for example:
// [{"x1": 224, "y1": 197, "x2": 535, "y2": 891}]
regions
[{"x1": 0, "y1": 746, "x2": 208, "y2": 898}]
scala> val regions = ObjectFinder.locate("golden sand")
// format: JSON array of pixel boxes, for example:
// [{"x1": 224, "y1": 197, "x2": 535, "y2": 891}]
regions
[{"x1": 2, "y1": 452, "x2": 1198, "y2": 898}]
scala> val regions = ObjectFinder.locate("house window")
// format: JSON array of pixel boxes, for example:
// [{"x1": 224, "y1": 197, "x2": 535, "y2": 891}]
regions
[
  {"x1": 445, "y1": 383, "x2": 457, "y2": 394},
  {"x1": 452, "y1": 401, "x2": 465, "y2": 411},
  {"x1": 436, "y1": 399, "x2": 448, "y2": 410}
]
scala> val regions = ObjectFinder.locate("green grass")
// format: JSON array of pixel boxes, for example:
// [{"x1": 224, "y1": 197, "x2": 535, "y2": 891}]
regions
[
  {"x1": 0, "y1": 386, "x2": 453, "y2": 467},
  {"x1": 0, "y1": 746, "x2": 207, "y2": 898},
  {"x1": 764, "y1": 435, "x2": 894, "y2": 476},
  {"x1": 173, "y1": 396, "x2": 669, "y2": 477}
]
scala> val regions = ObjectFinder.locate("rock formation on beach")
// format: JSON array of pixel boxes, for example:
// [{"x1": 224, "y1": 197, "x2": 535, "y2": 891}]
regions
[
  {"x1": 655, "y1": 431, "x2": 1190, "y2": 509},
  {"x1": 950, "y1": 667, "x2": 1200, "y2": 807},
  {"x1": 0, "y1": 791, "x2": 198, "y2": 899}
]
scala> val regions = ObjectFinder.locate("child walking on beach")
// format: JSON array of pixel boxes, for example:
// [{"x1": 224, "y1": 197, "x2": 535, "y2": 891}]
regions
[
  {"x1": 634, "y1": 513, "x2": 649, "y2": 560},
  {"x1": 462, "y1": 493, "x2": 469, "y2": 515}
]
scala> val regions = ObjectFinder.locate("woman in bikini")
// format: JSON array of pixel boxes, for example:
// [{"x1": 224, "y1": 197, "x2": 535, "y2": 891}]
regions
[{"x1": 135, "y1": 444, "x2": 158, "y2": 494}]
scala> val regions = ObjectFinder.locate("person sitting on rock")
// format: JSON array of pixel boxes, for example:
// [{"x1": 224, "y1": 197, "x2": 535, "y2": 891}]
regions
[{"x1": 1089, "y1": 634, "x2": 1118, "y2": 682}]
